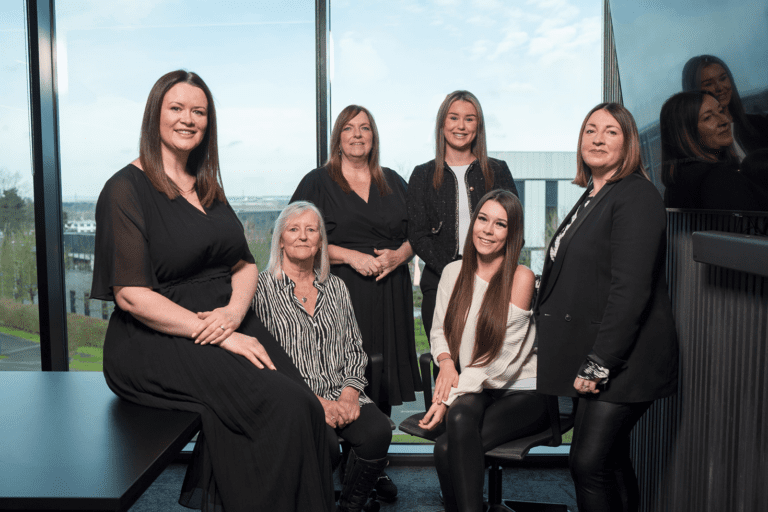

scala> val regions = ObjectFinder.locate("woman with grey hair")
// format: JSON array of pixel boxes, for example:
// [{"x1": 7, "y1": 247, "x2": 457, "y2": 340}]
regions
[{"x1": 252, "y1": 201, "x2": 392, "y2": 512}]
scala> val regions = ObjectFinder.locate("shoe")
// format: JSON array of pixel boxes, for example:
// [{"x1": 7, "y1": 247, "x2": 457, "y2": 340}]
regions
[
  {"x1": 374, "y1": 471, "x2": 398, "y2": 502},
  {"x1": 337, "y1": 450, "x2": 387, "y2": 512}
]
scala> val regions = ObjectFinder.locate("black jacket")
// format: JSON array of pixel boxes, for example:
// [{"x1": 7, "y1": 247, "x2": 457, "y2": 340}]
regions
[
  {"x1": 406, "y1": 157, "x2": 518, "y2": 276},
  {"x1": 664, "y1": 158, "x2": 768, "y2": 211},
  {"x1": 535, "y1": 173, "x2": 678, "y2": 402}
]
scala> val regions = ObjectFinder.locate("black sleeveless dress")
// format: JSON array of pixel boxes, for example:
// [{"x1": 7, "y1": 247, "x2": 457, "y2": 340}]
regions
[
  {"x1": 291, "y1": 167, "x2": 421, "y2": 407},
  {"x1": 91, "y1": 164, "x2": 334, "y2": 512}
]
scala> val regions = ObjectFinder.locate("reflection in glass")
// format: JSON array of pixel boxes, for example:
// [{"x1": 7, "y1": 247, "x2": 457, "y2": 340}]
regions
[
  {"x1": 0, "y1": 2, "x2": 40, "y2": 371},
  {"x1": 609, "y1": 0, "x2": 768, "y2": 209},
  {"x1": 661, "y1": 91, "x2": 768, "y2": 210},
  {"x1": 682, "y1": 55, "x2": 768, "y2": 160}
]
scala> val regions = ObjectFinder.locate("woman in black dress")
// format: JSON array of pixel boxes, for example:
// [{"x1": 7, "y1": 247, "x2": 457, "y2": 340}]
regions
[
  {"x1": 91, "y1": 70, "x2": 335, "y2": 512},
  {"x1": 406, "y1": 90, "x2": 518, "y2": 337},
  {"x1": 291, "y1": 105, "x2": 421, "y2": 500}
]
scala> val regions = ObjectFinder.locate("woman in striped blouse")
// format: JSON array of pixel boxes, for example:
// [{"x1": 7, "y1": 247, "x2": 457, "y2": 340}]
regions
[
  {"x1": 252, "y1": 201, "x2": 392, "y2": 512},
  {"x1": 418, "y1": 190, "x2": 550, "y2": 512}
]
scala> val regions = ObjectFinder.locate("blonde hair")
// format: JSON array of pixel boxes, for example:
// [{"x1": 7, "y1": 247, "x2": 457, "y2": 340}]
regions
[{"x1": 267, "y1": 201, "x2": 330, "y2": 283}]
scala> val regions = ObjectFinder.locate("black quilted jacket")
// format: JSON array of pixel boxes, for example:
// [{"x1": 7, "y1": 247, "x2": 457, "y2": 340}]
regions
[{"x1": 406, "y1": 157, "x2": 518, "y2": 275}]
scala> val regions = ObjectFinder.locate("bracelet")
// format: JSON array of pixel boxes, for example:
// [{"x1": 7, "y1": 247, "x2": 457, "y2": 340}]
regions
[{"x1": 436, "y1": 355, "x2": 452, "y2": 364}]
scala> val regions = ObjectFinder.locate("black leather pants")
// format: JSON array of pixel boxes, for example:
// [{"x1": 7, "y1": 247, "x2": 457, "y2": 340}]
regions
[
  {"x1": 433, "y1": 390, "x2": 550, "y2": 512},
  {"x1": 569, "y1": 398, "x2": 652, "y2": 512}
]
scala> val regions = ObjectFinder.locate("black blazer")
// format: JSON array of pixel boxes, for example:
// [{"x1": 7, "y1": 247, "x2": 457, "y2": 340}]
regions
[{"x1": 535, "y1": 173, "x2": 678, "y2": 402}]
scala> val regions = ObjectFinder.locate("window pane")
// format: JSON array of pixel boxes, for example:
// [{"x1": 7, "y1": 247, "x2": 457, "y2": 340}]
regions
[
  {"x1": 0, "y1": 1, "x2": 40, "y2": 371},
  {"x1": 332, "y1": 0, "x2": 601, "y2": 444},
  {"x1": 55, "y1": 0, "x2": 315, "y2": 371}
]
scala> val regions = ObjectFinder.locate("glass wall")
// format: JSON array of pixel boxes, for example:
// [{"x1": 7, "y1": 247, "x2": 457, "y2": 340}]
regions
[
  {"x1": 332, "y1": 0, "x2": 601, "y2": 439},
  {"x1": 0, "y1": 1, "x2": 40, "y2": 371},
  {"x1": 55, "y1": 0, "x2": 316, "y2": 371},
  {"x1": 610, "y1": 0, "x2": 768, "y2": 203}
]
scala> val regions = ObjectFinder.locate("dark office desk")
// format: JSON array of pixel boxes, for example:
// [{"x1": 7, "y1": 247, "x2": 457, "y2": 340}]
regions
[{"x1": 0, "y1": 371, "x2": 201, "y2": 511}]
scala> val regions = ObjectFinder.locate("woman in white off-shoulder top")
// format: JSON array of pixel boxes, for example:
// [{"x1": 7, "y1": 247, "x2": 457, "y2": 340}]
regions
[{"x1": 418, "y1": 189, "x2": 550, "y2": 512}]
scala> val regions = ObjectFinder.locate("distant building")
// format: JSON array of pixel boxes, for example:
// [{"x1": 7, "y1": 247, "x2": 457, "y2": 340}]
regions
[
  {"x1": 490, "y1": 151, "x2": 583, "y2": 274},
  {"x1": 65, "y1": 220, "x2": 96, "y2": 233}
]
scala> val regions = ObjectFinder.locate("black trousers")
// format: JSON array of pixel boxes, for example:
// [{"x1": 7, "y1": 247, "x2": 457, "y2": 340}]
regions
[
  {"x1": 419, "y1": 265, "x2": 440, "y2": 337},
  {"x1": 327, "y1": 403, "x2": 392, "y2": 462},
  {"x1": 433, "y1": 390, "x2": 550, "y2": 512},
  {"x1": 569, "y1": 398, "x2": 652, "y2": 512}
]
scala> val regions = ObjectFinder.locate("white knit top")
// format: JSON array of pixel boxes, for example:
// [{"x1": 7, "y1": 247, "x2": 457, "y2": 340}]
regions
[{"x1": 430, "y1": 260, "x2": 538, "y2": 406}]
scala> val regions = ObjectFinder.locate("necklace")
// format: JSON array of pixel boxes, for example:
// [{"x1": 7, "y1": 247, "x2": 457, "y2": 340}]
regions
[{"x1": 301, "y1": 296, "x2": 307, "y2": 303}]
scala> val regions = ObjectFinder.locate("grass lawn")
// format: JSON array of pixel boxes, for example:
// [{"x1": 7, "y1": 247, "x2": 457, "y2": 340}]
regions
[
  {"x1": 0, "y1": 326, "x2": 40, "y2": 343},
  {"x1": 392, "y1": 434, "x2": 434, "y2": 444},
  {"x1": 70, "y1": 346, "x2": 104, "y2": 372}
]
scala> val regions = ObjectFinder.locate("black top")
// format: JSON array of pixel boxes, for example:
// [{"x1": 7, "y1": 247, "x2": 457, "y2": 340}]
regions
[
  {"x1": 91, "y1": 163, "x2": 253, "y2": 304},
  {"x1": 739, "y1": 113, "x2": 768, "y2": 154},
  {"x1": 664, "y1": 158, "x2": 768, "y2": 211},
  {"x1": 291, "y1": 166, "x2": 421, "y2": 405}
]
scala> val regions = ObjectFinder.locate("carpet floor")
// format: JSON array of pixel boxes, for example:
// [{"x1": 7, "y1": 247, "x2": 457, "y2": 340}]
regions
[{"x1": 128, "y1": 459, "x2": 577, "y2": 511}]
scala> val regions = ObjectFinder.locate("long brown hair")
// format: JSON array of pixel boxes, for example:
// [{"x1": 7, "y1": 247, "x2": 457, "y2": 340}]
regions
[
  {"x1": 433, "y1": 90, "x2": 493, "y2": 191},
  {"x1": 139, "y1": 70, "x2": 226, "y2": 207},
  {"x1": 444, "y1": 190, "x2": 524, "y2": 368},
  {"x1": 573, "y1": 103, "x2": 648, "y2": 188},
  {"x1": 325, "y1": 105, "x2": 391, "y2": 196}
]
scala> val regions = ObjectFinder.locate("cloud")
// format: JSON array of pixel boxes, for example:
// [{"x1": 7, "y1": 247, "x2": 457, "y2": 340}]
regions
[{"x1": 335, "y1": 31, "x2": 390, "y2": 84}]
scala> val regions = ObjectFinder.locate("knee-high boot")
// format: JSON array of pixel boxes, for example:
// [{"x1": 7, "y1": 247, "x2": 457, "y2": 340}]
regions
[{"x1": 338, "y1": 449, "x2": 387, "y2": 512}]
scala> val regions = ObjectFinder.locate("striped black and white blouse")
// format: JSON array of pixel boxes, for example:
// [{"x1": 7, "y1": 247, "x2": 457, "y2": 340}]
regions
[{"x1": 253, "y1": 270, "x2": 372, "y2": 406}]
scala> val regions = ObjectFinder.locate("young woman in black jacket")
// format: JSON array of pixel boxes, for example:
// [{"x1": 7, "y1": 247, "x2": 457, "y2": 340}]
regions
[{"x1": 407, "y1": 90, "x2": 518, "y2": 336}]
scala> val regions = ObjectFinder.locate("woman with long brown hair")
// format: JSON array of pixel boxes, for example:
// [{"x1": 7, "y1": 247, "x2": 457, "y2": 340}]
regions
[
  {"x1": 407, "y1": 90, "x2": 518, "y2": 339},
  {"x1": 418, "y1": 189, "x2": 548, "y2": 512},
  {"x1": 91, "y1": 70, "x2": 335, "y2": 511},
  {"x1": 291, "y1": 105, "x2": 421, "y2": 500}
]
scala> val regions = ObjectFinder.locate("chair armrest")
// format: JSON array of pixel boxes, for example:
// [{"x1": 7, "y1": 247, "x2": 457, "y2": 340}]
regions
[{"x1": 419, "y1": 352, "x2": 434, "y2": 410}]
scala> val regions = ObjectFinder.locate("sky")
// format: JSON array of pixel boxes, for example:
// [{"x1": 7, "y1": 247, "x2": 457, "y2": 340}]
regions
[
  {"x1": 1, "y1": 0, "x2": 604, "y2": 201},
  {"x1": 3, "y1": 1, "x2": 767, "y2": 200}
]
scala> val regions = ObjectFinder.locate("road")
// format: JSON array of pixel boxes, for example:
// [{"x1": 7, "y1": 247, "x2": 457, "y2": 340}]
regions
[{"x1": 0, "y1": 333, "x2": 41, "y2": 371}]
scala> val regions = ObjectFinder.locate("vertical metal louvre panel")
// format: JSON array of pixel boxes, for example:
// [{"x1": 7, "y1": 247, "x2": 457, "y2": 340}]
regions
[
  {"x1": 602, "y1": 0, "x2": 622, "y2": 104},
  {"x1": 630, "y1": 210, "x2": 768, "y2": 512}
]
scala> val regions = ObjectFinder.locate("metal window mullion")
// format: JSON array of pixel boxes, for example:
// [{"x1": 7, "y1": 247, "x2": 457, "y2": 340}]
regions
[
  {"x1": 315, "y1": 0, "x2": 330, "y2": 167},
  {"x1": 26, "y1": 0, "x2": 69, "y2": 371}
]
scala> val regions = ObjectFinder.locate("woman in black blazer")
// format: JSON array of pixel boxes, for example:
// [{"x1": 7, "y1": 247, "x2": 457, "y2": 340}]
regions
[{"x1": 535, "y1": 103, "x2": 678, "y2": 512}]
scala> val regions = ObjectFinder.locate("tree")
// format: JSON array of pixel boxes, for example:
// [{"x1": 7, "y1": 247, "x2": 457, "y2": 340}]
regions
[{"x1": 0, "y1": 187, "x2": 33, "y2": 235}]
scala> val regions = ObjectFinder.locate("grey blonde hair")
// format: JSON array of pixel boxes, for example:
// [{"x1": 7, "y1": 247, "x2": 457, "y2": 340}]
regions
[{"x1": 267, "y1": 201, "x2": 330, "y2": 283}]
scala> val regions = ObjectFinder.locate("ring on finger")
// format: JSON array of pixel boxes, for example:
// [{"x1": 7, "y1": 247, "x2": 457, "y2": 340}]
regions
[{"x1": 220, "y1": 325, "x2": 226, "y2": 330}]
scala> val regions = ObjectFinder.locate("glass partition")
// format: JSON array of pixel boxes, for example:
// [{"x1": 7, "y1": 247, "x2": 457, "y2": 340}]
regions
[
  {"x1": 55, "y1": 0, "x2": 316, "y2": 371},
  {"x1": 610, "y1": 0, "x2": 768, "y2": 210},
  {"x1": 332, "y1": 0, "x2": 601, "y2": 442},
  {"x1": 0, "y1": 1, "x2": 39, "y2": 371}
]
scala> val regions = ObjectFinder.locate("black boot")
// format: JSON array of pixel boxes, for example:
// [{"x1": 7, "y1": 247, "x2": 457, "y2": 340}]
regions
[{"x1": 338, "y1": 450, "x2": 387, "y2": 512}]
